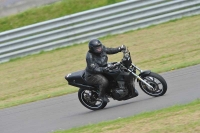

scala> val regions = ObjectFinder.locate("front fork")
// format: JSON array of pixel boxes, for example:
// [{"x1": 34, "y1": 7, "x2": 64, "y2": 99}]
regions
[{"x1": 127, "y1": 64, "x2": 154, "y2": 89}]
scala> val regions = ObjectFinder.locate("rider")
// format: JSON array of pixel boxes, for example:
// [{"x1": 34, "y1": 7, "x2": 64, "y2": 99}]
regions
[{"x1": 84, "y1": 39, "x2": 125, "y2": 103}]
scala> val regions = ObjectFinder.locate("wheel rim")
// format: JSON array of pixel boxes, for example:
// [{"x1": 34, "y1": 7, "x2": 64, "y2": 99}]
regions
[
  {"x1": 80, "y1": 90, "x2": 103, "y2": 109},
  {"x1": 141, "y1": 76, "x2": 164, "y2": 96}
]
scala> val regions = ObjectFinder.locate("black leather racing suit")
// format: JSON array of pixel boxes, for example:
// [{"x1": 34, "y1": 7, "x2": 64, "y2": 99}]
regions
[{"x1": 85, "y1": 45, "x2": 120, "y2": 100}]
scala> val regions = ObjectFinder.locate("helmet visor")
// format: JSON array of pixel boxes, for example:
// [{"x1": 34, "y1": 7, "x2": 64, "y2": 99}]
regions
[{"x1": 94, "y1": 45, "x2": 102, "y2": 53}]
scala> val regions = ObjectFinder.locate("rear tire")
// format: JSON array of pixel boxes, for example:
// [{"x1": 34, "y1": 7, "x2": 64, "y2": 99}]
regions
[
  {"x1": 139, "y1": 72, "x2": 167, "y2": 97},
  {"x1": 78, "y1": 88, "x2": 107, "y2": 110}
]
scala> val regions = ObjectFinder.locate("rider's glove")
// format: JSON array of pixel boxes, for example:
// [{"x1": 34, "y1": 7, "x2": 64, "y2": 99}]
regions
[
  {"x1": 102, "y1": 65, "x2": 115, "y2": 73},
  {"x1": 102, "y1": 67, "x2": 110, "y2": 73},
  {"x1": 118, "y1": 45, "x2": 126, "y2": 52}
]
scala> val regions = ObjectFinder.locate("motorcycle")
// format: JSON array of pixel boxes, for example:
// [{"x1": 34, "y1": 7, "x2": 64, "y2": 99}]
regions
[{"x1": 65, "y1": 46, "x2": 167, "y2": 110}]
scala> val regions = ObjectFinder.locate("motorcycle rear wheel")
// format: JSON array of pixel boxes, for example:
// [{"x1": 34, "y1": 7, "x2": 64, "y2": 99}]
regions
[
  {"x1": 78, "y1": 88, "x2": 107, "y2": 110},
  {"x1": 139, "y1": 72, "x2": 167, "y2": 97}
]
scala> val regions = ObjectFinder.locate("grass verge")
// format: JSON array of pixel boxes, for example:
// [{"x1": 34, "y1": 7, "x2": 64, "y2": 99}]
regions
[
  {"x1": 0, "y1": 14, "x2": 200, "y2": 109},
  {"x1": 0, "y1": 0, "x2": 123, "y2": 32},
  {"x1": 54, "y1": 99, "x2": 200, "y2": 133}
]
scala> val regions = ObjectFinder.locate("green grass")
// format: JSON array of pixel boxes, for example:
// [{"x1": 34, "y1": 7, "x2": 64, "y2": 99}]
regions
[
  {"x1": 54, "y1": 99, "x2": 200, "y2": 133},
  {"x1": 0, "y1": 14, "x2": 200, "y2": 109},
  {"x1": 0, "y1": 0, "x2": 123, "y2": 32}
]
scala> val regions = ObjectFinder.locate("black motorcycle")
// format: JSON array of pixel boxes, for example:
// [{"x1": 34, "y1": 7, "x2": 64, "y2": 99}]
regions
[{"x1": 65, "y1": 46, "x2": 167, "y2": 110}]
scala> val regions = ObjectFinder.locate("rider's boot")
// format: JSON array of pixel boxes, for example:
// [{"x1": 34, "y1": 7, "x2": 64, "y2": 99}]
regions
[{"x1": 99, "y1": 90, "x2": 109, "y2": 103}]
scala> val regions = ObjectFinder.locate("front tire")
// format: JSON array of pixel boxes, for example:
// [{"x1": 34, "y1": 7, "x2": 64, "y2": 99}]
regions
[
  {"x1": 139, "y1": 72, "x2": 167, "y2": 97},
  {"x1": 78, "y1": 88, "x2": 107, "y2": 110}
]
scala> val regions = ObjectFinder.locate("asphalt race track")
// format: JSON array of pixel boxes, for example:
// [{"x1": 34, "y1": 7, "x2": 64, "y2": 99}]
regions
[{"x1": 0, "y1": 64, "x2": 200, "y2": 133}]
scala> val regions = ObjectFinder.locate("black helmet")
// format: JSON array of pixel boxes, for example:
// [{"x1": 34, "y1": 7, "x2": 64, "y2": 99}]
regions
[{"x1": 88, "y1": 39, "x2": 103, "y2": 54}]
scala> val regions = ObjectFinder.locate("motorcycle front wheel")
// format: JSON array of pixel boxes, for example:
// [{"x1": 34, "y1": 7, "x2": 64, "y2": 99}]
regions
[
  {"x1": 139, "y1": 72, "x2": 167, "y2": 97},
  {"x1": 78, "y1": 88, "x2": 107, "y2": 110}
]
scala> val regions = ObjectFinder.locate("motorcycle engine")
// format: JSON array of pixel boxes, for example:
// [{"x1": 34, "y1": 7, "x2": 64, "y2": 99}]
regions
[{"x1": 112, "y1": 81, "x2": 129, "y2": 100}]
